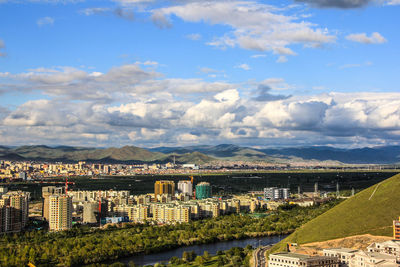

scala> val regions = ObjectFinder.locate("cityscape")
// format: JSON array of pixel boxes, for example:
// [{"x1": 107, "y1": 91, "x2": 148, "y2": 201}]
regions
[{"x1": 1, "y1": 0, "x2": 400, "y2": 266}]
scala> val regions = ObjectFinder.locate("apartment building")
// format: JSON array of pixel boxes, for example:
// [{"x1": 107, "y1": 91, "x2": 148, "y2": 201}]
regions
[
  {"x1": 0, "y1": 191, "x2": 29, "y2": 233},
  {"x1": 48, "y1": 195, "x2": 72, "y2": 231},
  {"x1": 323, "y1": 248, "x2": 359, "y2": 266},
  {"x1": 269, "y1": 252, "x2": 338, "y2": 267}
]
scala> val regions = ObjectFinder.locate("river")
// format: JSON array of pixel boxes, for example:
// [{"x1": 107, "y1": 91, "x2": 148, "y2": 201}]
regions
[{"x1": 111, "y1": 235, "x2": 286, "y2": 266}]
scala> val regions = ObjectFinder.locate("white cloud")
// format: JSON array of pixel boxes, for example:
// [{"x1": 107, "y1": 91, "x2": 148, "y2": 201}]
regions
[
  {"x1": 185, "y1": 33, "x2": 202, "y2": 41},
  {"x1": 152, "y1": 1, "x2": 336, "y2": 58},
  {"x1": 235, "y1": 63, "x2": 251, "y2": 71},
  {"x1": 339, "y1": 61, "x2": 373, "y2": 69},
  {"x1": 37, "y1": 17, "x2": 55, "y2": 27},
  {"x1": 346, "y1": 32, "x2": 387, "y2": 44},
  {"x1": 2, "y1": 62, "x2": 400, "y2": 147},
  {"x1": 276, "y1": 56, "x2": 288, "y2": 63},
  {"x1": 386, "y1": 0, "x2": 400, "y2": 5},
  {"x1": 251, "y1": 54, "x2": 267, "y2": 58},
  {"x1": 79, "y1": 7, "x2": 111, "y2": 16},
  {"x1": 113, "y1": 0, "x2": 154, "y2": 4}
]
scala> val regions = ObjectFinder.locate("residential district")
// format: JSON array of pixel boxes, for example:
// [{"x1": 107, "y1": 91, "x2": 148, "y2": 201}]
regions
[
  {"x1": 2, "y1": 175, "x2": 333, "y2": 232},
  {"x1": 1, "y1": 173, "x2": 399, "y2": 266},
  {"x1": 0, "y1": 160, "x2": 391, "y2": 180}
]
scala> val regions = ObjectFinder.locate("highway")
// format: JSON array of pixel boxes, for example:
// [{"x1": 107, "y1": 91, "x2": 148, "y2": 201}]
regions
[{"x1": 254, "y1": 244, "x2": 274, "y2": 267}]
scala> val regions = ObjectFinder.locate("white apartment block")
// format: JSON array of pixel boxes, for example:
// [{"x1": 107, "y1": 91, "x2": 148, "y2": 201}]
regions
[{"x1": 49, "y1": 195, "x2": 72, "y2": 231}]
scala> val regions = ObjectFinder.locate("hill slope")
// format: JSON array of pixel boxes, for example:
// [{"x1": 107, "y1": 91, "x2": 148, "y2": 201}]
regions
[
  {"x1": 271, "y1": 173, "x2": 400, "y2": 252},
  {"x1": 0, "y1": 145, "x2": 213, "y2": 164}
]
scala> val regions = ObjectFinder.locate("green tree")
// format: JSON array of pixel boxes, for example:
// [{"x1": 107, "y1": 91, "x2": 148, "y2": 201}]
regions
[
  {"x1": 203, "y1": 250, "x2": 210, "y2": 261},
  {"x1": 195, "y1": 255, "x2": 204, "y2": 265}
]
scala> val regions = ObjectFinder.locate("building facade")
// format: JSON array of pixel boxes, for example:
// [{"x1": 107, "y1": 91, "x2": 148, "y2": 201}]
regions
[
  {"x1": 177, "y1": 180, "x2": 193, "y2": 196},
  {"x1": 154, "y1": 180, "x2": 175, "y2": 198},
  {"x1": 0, "y1": 191, "x2": 29, "y2": 233},
  {"x1": 49, "y1": 195, "x2": 72, "y2": 231},
  {"x1": 196, "y1": 182, "x2": 211, "y2": 200},
  {"x1": 269, "y1": 252, "x2": 338, "y2": 267}
]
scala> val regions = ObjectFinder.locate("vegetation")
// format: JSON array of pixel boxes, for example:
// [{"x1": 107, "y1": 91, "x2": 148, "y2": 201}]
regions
[
  {"x1": 86, "y1": 246, "x2": 253, "y2": 267},
  {"x1": 0, "y1": 145, "x2": 214, "y2": 164},
  {"x1": 0, "y1": 201, "x2": 339, "y2": 266},
  {"x1": 270, "y1": 173, "x2": 400, "y2": 253}
]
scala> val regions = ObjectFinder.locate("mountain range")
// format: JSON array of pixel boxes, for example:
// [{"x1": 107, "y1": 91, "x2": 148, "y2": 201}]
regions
[{"x1": 0, "y1": 144, "x2": 399, "y2": 164}]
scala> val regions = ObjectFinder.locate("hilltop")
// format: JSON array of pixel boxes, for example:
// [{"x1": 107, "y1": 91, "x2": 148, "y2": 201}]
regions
[{"x1": 270, "y1": 173, "x2": 400, "y2": 253}]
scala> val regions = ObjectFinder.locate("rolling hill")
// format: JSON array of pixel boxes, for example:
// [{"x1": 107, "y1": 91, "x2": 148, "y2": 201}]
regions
[
  {"x1": 150, "y1": 144, "x2": 400, "y2": 164},
  {"x1": 0, "y1": 145, "x2": 214, "y2": 164},
  {"x1": 270, "y1": 173, "x2": 400, "y2": 253},
  {"x1": 1, "y1": 144, "x2": 400, "y2": 164}
]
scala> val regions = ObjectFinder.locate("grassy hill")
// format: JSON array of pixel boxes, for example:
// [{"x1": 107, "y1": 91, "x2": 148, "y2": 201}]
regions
[
  {"x1": 270, "y1": 173, "x2": 400, "y2": 252},
  {"x1": 0, "y1": 145, "x2": 213, "y2": 164}
]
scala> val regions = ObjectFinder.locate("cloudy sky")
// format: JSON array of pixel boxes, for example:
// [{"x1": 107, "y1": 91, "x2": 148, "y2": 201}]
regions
[{"x1": 0, "y1": 0, "x2": 399, "y2": 148}]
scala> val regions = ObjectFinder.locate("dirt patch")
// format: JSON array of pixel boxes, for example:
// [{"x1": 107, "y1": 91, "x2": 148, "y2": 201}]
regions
[{"x1": 291, "y1": 234, "x2": 393, "y2": 256}]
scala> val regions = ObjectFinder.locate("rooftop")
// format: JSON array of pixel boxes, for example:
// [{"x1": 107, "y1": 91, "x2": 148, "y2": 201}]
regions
[
  {"x1": 323, "y1": 248, "x2": 359, "y2": 253},
  {"x1": 271, "y1": 252, "x2": 310, "y2": 260}
]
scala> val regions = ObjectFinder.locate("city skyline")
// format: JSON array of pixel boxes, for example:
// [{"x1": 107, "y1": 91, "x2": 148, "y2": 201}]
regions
[{"x1": 0, "y1": 0, "x2": 399, "y2": 148}]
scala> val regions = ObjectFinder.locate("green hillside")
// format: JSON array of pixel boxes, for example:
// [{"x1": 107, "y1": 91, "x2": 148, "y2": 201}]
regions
[
  {"x1": 0, "y1": 145, "x2": 215, "y2": 164},
  {"x1": 271, "y1": 173, "x2": 400, "y2": 252}
]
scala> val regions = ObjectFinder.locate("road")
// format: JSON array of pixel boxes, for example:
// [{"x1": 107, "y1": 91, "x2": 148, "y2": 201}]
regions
[{"x1": 254, "y1": 244, "x2": 273, "y2": 267}]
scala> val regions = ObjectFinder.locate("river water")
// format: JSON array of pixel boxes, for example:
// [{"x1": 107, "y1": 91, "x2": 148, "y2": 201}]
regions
[{"x1": 113, "y1": 235, "x2": 285, "y2": 266}]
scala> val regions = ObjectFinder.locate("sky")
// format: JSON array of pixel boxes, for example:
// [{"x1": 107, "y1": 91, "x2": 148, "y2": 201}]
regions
[{"x1": 0, "y1": 0, "x2": 399, "y2": 148}]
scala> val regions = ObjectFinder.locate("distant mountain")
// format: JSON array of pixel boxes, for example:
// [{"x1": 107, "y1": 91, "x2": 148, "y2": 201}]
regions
[
  {"x1": 151, "y1": 144, "x2": 400, "y2": 164},
  {"x1": 150, "y1": 144, "x2": 270, "y2": 161},
  {"x1": 1, "y1": 144, "x2": 400, "y2": 164},
  {"x1": 0, "y1": 145, "x2": 213, "y2": 164},
  {"x1": 257, "y1": 146, "x2": 400, "y2": 164}
]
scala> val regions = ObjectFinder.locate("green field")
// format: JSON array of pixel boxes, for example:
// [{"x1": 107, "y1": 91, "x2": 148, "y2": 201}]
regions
[{"x1": 270, "y1": 173, "x2": 400, "y2": 253}]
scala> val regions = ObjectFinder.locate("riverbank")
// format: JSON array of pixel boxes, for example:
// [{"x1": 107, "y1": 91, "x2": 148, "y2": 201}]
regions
[
  {"x1": 0, "y1": 202, "x2": 338, "y2": 266},
  {"x1": 104, "y1": 234, "x2": 287, "y2": 266}
]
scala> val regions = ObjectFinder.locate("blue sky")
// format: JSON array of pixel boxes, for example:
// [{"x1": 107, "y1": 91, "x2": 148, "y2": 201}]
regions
[{"x1": 0, "y1": 0, "x2": 399, "y2": 148}]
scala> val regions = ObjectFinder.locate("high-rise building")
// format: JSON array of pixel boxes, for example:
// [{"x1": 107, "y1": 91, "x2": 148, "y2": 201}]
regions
[
  {"x1": 42, "y1": 186, "x2": 64, "y2": 221},
  {"x1": 196, "y1": 182, "x2": 212, "y2": 200},
  {"x1": 264, "y1": 187, "x2": 289, "y2": 200},
  {"x1": 49, "y1": 195, "x2": 72, "y2": 231},
  {"x1": 177, "y1": 180, "x2": 193, "y2": 196},
  {"x1": 154, "y1": 180, "x2": 175, "y2": 198},
  {"x1": 83, "y1": 202, "x2": 99, "y2": 224},
  {"x1": 0, "y1": 191, "x2": 29, "y2": 233}
]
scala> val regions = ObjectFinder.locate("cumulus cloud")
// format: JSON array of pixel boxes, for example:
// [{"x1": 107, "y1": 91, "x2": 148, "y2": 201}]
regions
[
  {"x1": 295, "y1": 0, "x2": 372, "y2": 9},
  {"x1": 346, "y1": 32, "x2": 387, "y2": 44},
  {"x1": 253, "y1": 85, "x2": 291, "y2": 102},
  {"x1": 37, "y1": 17, "x2": 55, "y2": 26},
  {"x1": 151, "y1": 1, "x2": 336, "y2": 59},
  {"x1": 1, "y1": 63, "x2": 400, "y2": 147}
]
